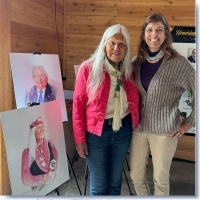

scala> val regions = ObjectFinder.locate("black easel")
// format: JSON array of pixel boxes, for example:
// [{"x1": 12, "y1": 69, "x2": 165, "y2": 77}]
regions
[
  {"x1": 54, "y1": 188, "x2": 60, "y2": 195},
  {"x1": 67, "y1": 153, "x2": 82, "y2": 195}
]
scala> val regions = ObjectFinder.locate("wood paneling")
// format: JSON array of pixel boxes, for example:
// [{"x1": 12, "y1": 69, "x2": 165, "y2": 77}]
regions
[
  {"x1": 65, "y1": 24, "x2": 109, "y2": 35},
  {"x1": 11, "y1": 35, "x2": 61, "y2": 53},
  {"x1": 66, "y1": 6, "x2": 117, "y2": 16},
  {"x1": 118, "y1": 6, "x2": 195, "y2": 17},
  {"x1": 11, "y1": 22, "x2": 63, "y2": 42},
  {"x1": 0, "y1": 0, "x2": 64, "y2": 195},
  {"x1": 0, "y1": 0, "x2": 12, "y2": 195},
  {"x1": 11, "y1": 6, "x2": 63, "y2": 32},
  {"x1": 10, "y1": 0, "x2": 64, "y2": 57},
  {"x1": 64, "y1": 0, "x2": 195, "y2": 90},
  {"x1": 174, "y1": 135, "x2": 195, "y2": 161},
  {"x1": 66, "y1": 0, "x2": 194, "y2": 6},
  {"x1": 11, "y1": 0, "x2": 56, "y2": 21},
  {"x1": 10, "y1": 0, "x2": 64, "y2": 98},
  {"x1": 66, "y1": 15, "x2": 195, "y2": 27}
]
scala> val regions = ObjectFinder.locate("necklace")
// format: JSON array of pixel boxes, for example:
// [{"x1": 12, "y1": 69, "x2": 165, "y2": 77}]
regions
[
  {"x1": 38, "y1": 140, "x2": 44, "y2": 154},
  {"x1": 147, "y1": 55, "x2": 164, "y2": 63},
  {"x1": 146, "y1": 50, "x2": 164, "y2": 61}
]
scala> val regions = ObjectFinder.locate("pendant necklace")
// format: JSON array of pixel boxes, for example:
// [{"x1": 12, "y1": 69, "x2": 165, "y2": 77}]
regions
[{"x1": 38, "y1": 141, "x2": 44, "y2": 154}]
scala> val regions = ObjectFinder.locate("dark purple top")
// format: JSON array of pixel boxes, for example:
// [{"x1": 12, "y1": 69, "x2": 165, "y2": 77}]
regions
[{"x1": 140, "y1": 50, "x2": 163, "y2": 91}]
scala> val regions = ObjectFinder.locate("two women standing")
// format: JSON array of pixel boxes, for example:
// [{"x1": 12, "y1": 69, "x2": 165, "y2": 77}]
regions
[{"x1": 73, "y1": 13, "x2": 195, "y2": 196}]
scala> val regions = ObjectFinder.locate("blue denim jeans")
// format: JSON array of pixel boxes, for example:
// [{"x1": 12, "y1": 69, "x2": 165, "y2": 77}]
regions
[{"x1": 86, "y1": 116, "x2": 132, "y2": 195}]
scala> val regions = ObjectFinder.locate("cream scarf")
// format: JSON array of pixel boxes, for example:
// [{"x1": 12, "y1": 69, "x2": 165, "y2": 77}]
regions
[{"x1": 105, "y1": 58, "x2": 124, "y2": 131}]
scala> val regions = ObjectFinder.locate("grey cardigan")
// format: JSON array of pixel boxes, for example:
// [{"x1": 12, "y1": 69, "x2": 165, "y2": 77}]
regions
[{"x1": 132, "y1": 55, "x2": 195, "y2": 134}]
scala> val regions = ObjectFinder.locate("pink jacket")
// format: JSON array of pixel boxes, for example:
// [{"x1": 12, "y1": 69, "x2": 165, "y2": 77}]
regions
[{"x1": 73, "y1": 61, "x2": 139, "y2": 144}]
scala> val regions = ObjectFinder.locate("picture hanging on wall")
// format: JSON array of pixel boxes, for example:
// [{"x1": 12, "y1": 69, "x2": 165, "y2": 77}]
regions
[
  {"x1": 0, "y1": 100, "x2": 69, "y2": 195},
  {"x1": 171, "y1": 26, "x2": 196, "y2": 134},
  {"x1": 9, "y1": 53, "x2": 67, "y2": 122}
]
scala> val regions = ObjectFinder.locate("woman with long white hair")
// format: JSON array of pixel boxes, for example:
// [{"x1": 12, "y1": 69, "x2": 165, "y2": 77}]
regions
[{"x1": 73, "y1": 24, "x2": 139, "y2": 195}]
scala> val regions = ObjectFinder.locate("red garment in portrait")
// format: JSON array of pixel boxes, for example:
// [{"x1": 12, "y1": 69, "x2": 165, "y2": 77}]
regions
[{"x1": 21, "y1": 138, "x2": 58, "y2": 187}]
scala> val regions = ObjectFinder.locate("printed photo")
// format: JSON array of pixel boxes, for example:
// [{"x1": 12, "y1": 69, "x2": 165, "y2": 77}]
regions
[
  {"x1": 1, "y1": 100, "x2": 69, "y2": 195},
  {"x1": 9, "y1": 53, "x2": 67, "y2": 122},
  {"x1": 187, "y1": 48, "x2": 196, "y2": 63}
]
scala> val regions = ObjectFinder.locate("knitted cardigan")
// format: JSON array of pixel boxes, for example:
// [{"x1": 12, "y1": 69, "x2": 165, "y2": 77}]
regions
[{"x1": 132, "y1": 55, "x2": 195, "y2": 134}]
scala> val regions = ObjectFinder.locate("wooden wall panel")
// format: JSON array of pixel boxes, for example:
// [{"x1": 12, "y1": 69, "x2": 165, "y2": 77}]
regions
[
  {"x1": 174, "y1": 135, "x2": 195, "y2": 161},
  {"x1": 65, "y1": 24, "x2": 109, "y2": 35},
  {"x1": 11, "y1": 7, "x2": 63, "y2": 32},
  {"x1": 11, "y1": 36, "x2": 61, "y2": 53},
  {"x1": 66, "y1": 6, "x2": 117, "y2": 16},
  {"x1": 11, "y1": 0, "x2": 56, "y2": 21},
  {"x1": 10, "y1": 0, "x2": 64, "y2": 106},
  {"x1": 65, "y1": 0, "x2": 194, "y2": 6},
  {"x1": 64, "y1": 0, "x2": 195, "y2": 90},
  {"x1": 118, "y1": 5, "x2": 195, "y2": 17},
  {"x1": 0, "y1": 0, "x2": 12, "y2": 195},
  {"x1": 66, "y1": 15, "x2": 195, "y2": 27},
  {"x1": 0, "y1": 0, "x2": 64, "y2": 195},
  {"x1": 11, "y1": 22, "x2": 63, "y2": 42}
]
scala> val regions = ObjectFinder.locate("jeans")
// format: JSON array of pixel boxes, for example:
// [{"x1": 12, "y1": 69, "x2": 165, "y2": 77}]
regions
[{"x1": 86, "y1": 116, "x2": 132, "y2": 195}]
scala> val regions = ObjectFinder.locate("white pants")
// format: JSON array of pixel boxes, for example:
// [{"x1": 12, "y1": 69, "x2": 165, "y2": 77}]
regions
[{"x1": 129, "y1": 131, "x2": 178, "y2": 196}]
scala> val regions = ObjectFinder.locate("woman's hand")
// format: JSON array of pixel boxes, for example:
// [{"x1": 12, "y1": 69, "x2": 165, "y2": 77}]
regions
[
  {"x1": 170, "y1": 123, "x2": 192, "y2": 139},
  {"x1": 76, "y1": 143, "x2": 88, "y2": 158}
]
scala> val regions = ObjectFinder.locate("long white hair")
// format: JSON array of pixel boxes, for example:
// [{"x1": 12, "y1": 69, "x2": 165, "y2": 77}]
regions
[
  {"x1": 78, "y1": 24, "x2": 132, "y2": 104},
  {"x1": 28, "y1": 126, "x2": 37, "y2": 166},
  {"x1": 28, "y1": 117, "x2": 46, "y2": 166}
]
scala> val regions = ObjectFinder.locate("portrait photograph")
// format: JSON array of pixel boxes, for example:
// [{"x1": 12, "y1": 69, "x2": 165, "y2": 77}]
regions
[
  {"x1": 172, "y1": 38, "x2": 195, "y2": 135},
  {"x1": 178, "y1": 91, "x2": 195, "y2": 134},
  {"x1": 9, "y1": 53, "x2": 67, "y2": 122},
  {"x1": 172, "y1": 43, "x2": 196, "y2": 69},
  {"x1": 187, "y1": 48, "x2": 196, "y2": 64},
  {"x1": 0, "y1": 100, "x2": 69, "y2": 195}
]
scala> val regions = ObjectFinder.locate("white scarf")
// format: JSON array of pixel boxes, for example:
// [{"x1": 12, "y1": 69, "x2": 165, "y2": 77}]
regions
[{"x1": 105, "y1": 58, "x2": 124, "y2": 131}]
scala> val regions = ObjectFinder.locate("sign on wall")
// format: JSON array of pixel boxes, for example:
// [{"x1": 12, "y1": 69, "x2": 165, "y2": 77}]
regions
[{"x1": 171, "y1": 26, "x2": 196, "y2": 134}]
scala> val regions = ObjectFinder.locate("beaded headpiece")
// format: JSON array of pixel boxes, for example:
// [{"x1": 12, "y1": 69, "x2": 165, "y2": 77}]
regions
[{"x1": 30, "y1": 117, "x2": 43, "y2": 130}]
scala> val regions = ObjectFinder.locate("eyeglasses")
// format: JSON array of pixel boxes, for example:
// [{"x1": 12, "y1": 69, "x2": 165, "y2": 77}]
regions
[
  {"x1": 107, "y1": 41, "x2": 126, "y2": 48},
  {"x1": 33, "y1": 74, "x2": 46, "y2": 79}
]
